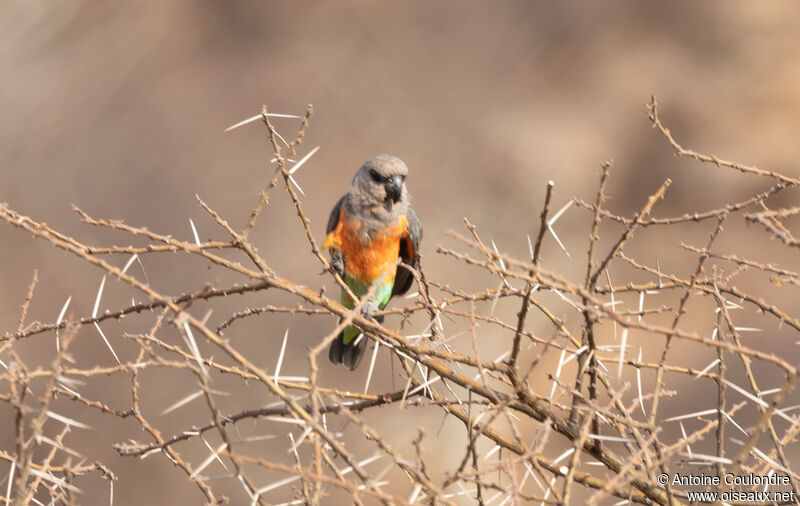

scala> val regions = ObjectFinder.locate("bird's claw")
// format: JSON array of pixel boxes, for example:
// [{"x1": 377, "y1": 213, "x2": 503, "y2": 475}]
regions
[
  {"x1": 360, "y1": 301, "x2": 378, "y2": 320},
  {"x1": 330, "y1": 251, "x2": 344, "y2": 277}
]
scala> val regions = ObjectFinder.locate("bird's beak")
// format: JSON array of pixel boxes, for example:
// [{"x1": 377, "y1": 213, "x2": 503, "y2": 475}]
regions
[{"x1": 384, "y1": 176, "x2": 403, "y2": 203}]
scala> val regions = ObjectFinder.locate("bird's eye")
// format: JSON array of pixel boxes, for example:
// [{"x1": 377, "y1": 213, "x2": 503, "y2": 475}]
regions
[{"x1": 368, "y1": 169, "x2": 382, "y2": 182}]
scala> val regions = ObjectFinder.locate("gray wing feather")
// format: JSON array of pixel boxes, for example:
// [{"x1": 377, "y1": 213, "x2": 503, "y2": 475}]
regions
[
  {"x1": 327, "y1": 195, "x2": 347, "y2": 276},
  {"x1": 327, "y1": 195, "x2": 346, "y2": 234},
  {"x1": 392, "y1": 204, "x2": 422, "y2": 296}
]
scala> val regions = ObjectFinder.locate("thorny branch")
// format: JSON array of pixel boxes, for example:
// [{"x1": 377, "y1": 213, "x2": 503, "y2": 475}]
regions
[{"x1": 1, "y1": 98, "x2": 799, "y2": 505}]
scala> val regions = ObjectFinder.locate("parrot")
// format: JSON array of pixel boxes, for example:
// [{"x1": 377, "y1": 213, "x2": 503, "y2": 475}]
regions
[{"x1": 322, "y1": 154, "x2": 422, "y2": 370}]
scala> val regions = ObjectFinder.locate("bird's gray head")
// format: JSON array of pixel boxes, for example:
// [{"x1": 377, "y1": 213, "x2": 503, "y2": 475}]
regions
[{"x1": 349, "y1": 154, "x2": 409, "y2": 210}]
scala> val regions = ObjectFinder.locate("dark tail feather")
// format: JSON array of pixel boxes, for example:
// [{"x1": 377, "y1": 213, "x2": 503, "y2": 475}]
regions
[
  {"x1": 329, "y1": 329, "x2": 368, "y2": 370},
  {"x1": 328, "y1": 316, "x2": 383, "y2": 371},
  {"x1": 342, "y1": 333, "x2": 367, "y2": 370},
  {"x1": 329, "y1": 329, "x2": 345, "y2": 365}
]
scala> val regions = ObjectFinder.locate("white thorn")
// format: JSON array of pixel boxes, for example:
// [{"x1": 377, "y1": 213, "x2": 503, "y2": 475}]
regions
[
  {"x1": 224, "y1": 112, "x2": 301, "y2": 132},
  {"x1": 288, "y1": 146, "x2": 320, "y2": 175},
  {"x1": 617, "y1": 328, "x2": 628, "y2": 379},
  {"x1": 547, "y1": 224, "x2": 575, "y2": 263},
  {"x1": 274, "y1": 329, "x2": 289, "y2": 386},
  {"x1": 183, "y1": 322, "x2": 207, "y2": 377},
  {"x1": 364, "y1": 340, "x2": 380, "y2": 394},
  {"x1": 161, "y1": 389, "x2": 205, "y2": 416},
  {"x1": 190, "y1": 219, "x2": 201, "y2": 247},
  {"x1": 121, "y1": 254, "x2": 138, "y2": 275},
  {"x1": 636, "y1": 347, "x2": 645, "y2": 415},
  {"x1": 92, "y1": 275, "x2": 107, "y2": 319},
  {"x1": 94, "y1": 322, "x2": 120, "y2": 364},
  {"x1": 548, "y1": 200, "x2": 573, "y2": 226}
]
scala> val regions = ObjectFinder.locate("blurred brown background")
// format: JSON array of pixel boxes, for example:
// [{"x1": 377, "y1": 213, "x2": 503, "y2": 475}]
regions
[{"x1": 2, "y1": 1, "x2": 800, "y2": 504}]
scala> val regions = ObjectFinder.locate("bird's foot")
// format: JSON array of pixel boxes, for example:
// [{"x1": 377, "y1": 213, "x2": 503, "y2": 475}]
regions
[
  {"x1": 360, "y1": 301, "x2": 379, "y2": 320},
  {"x1": 329, "y1": 251, "x2": 344, "y2": 277}
]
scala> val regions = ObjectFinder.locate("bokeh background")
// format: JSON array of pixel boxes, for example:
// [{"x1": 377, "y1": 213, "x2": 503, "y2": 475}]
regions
[{"x1": 2, "y1": 1, "x2": 800, "y2": 504}]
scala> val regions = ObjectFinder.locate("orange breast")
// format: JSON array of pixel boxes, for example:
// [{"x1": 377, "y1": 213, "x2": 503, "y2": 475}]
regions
[
  {"x1": 342, "y1": 217, "x2": 407, "y2": 284},
  {"x1": 325, "y1": 206, "x2": 408, "y2": 285}
]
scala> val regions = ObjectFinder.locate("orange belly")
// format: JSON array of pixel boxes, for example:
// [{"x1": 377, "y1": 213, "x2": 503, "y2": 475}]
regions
[
  {"x1": 324, "y1": 206, "x2": 408, "y2": 286},
  {"x1": 340, "y1": 215, "x2": 407, "y2": 284}
]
